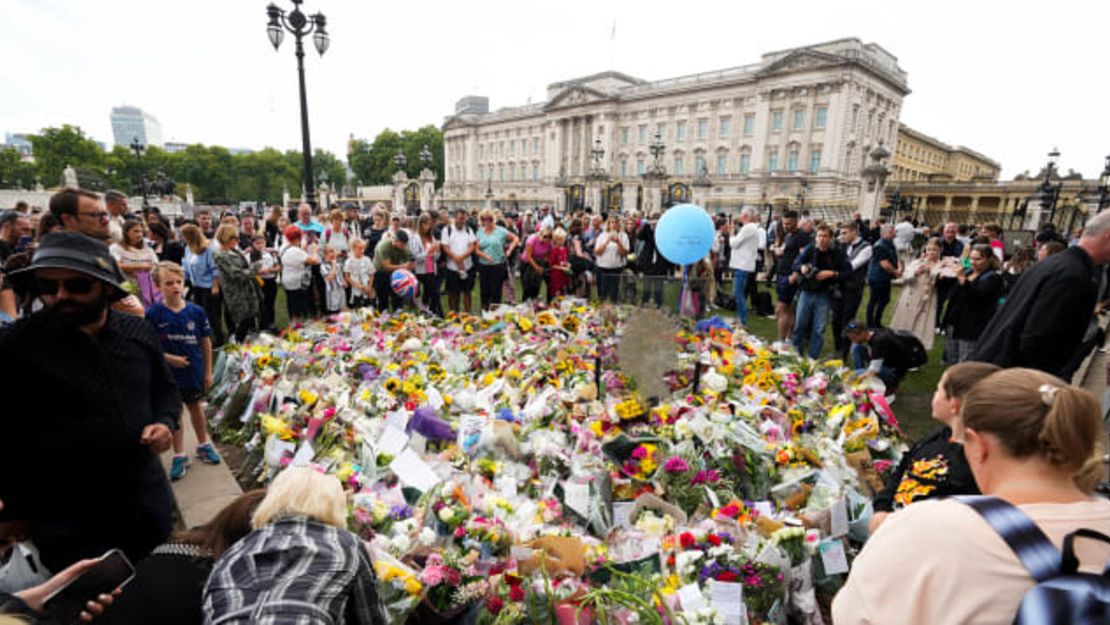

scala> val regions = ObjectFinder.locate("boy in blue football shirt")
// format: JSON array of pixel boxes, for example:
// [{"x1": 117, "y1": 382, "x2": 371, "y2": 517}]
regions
[{"x1": 147, "y1": 261, "x2": 221, "y2": 480}]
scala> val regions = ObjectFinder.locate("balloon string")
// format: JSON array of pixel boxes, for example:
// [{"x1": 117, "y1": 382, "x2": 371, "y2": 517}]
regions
[{"x1": 678, "y1": 265, "x2": 689, "y2": 314}]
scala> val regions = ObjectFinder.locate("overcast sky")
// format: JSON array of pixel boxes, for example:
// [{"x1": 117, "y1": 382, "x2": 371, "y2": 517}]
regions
[{"x1": 3, "y1": 0, "x2": 1107, "y2": 179}]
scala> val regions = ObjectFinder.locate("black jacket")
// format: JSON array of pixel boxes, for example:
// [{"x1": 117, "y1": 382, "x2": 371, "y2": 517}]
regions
[
  {"x1": 0, "y1": 310, "x2": 180, "y2": 571},
  {"x1": 970, "y1": 246, "x2": 1099, "y2": 376},
  {"x1": 944, "y1": 268, "x2": 1004, "y2": 341},
  {"x1": 96, "y1": 548, "x2": 213, "y2": 625},
  {"x1": 872, "y1": 425, "x2": 980, "y2": 513},
  {"x1": 638, "y1": 223, "x2": 675, "y2": 276},
  {"x1": 791, "y1": 243, "x2": 851, "y2": 293}
]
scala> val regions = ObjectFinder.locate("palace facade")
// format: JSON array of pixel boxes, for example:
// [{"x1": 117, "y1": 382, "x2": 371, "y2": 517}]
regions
[{"x1": 441, "y1": 38, "x2": 909, "y2": 216}]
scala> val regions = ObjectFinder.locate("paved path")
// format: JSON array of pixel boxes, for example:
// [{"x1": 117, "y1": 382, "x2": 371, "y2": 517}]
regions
[{"x1": 160, "y1": 414, "x2": 243, "y2": 529}]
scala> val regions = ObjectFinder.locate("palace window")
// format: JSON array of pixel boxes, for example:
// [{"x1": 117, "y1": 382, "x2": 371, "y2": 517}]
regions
[
  {"x1": 694, "y1": 155, "x2": 706, "y2": 174},
  {"x1": 716, "y1": 154, "x2": 728, "y2": 175},
  {"x1": 739, "y1": 153, "x2": 751, "y2": 175},
  {"x1": 674, "y1": 156, "x2": 684, "y2": 176},
  {"x1": 810, "y1": 149, "x2": 822, "y2": 173},
  {"x1": 793, "y1": 109, "x2": 804, "y2": 131},
  {"x1": 815, "y1": 106, "x2": 827, "y2": 129},
  {"x1": 637, "y1": 159, "x2": 645, "y2": 175},
  {"x1": 771, "y1": 111, "x2": 783, "y2": 132},
  {"x1": 768, "y1": 148, "x2": 779, "y2": 171},
  {"x1": 621, "y1": 127, "x2": 630, "y2": 145},
  {"x1": 676, "y1": 121, "x2": 687, "y2": 142},
  {"x1": 787, "y1": 149, "x2": 799, "y2": 172},
  {"x1": 638, "y1": 125, "x2": 647, "y2": 144},
  {"x1": 697, "y1": 119, "x2": 708, "y2": 140},
  {"x1": 620, "y1": 160, "x2": 628, "y2": 177},
  {"x1": 719, "y1": 116, "x2": 730, "y2": 139},
  {"x1": 743, "y1": 113, "x2": 755, "y2": 136}
]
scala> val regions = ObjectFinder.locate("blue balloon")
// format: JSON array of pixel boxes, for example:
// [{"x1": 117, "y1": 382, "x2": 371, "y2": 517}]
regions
[{"x1": 654, "y1": 203, "x2": 715, "y2": 265}]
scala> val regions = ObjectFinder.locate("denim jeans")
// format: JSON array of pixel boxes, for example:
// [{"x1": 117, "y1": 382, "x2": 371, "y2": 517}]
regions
[
  {"x1": 597, "y1": 267, "x2": 621, "y2": 302},
  {"x1": 792, "y1": 290, "x2": 831, "y2": 358},
  {"x1": 866, "y1": 280, "x2": 891, "y2": 328},
  {"x1": 733, "y1": 269, "x2": 750, "y2": 326}
]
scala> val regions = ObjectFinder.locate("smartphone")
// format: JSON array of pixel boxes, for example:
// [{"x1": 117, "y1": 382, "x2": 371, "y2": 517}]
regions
[
  {"x1": 16, "y1": 235, "x2": 32, "y2": 253},
  {"x1": 43, "y1": 549, "x2": 135, "y2": 624}
]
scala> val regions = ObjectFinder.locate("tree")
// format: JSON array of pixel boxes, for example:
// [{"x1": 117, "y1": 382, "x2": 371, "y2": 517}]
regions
[
  {"x1": 0, "y1": 148, "x2": 38, "y2": 190},
  {"x1": 347, "y1": 125, "x2": 444, "y2": 187},
  {"x1": 309, "y1": 149, "x2": 348, "y2": 195},
  {"x1": 230, "y1": 148, "x2": 300, "y2": 205},
  {"x1": 348, "y1": 129, "x2": 404, "y2": 186},
  {"x1": 28, "y1": 125, "x2": 103, "y2": 187}
]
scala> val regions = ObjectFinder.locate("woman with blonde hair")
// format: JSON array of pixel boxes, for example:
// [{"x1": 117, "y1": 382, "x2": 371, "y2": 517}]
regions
[
  {"x1": 203, "y1": 468, "x2": 387, "y2": 624},
  {"x1": 835, "y1": 368, "x2": 1110, "y2": 624},
  {"x1": 212, "y1": 224, "x2": 260, "y2": 342},
  {"x1": 889, "y1": 239, "x2": 944, "y2": 349},
  {"x1": 180, "y1": 223, "x2": 224, "y2": 346}
]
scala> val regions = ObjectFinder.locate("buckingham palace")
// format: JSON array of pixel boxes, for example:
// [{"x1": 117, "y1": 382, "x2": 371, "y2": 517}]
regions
[{"x1": 441, "y1": 37, "x2": 909, "y2": 218}]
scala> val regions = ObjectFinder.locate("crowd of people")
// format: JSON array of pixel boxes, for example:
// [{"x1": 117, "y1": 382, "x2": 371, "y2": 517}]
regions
[{"x1": 1, "y1": 187, "x2": 1109, "y2": 624}]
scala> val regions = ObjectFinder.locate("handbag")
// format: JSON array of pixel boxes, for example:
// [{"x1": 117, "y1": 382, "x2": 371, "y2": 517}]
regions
[{"x1": 0, "y1": 541, "x2": 51, "y2": 593}]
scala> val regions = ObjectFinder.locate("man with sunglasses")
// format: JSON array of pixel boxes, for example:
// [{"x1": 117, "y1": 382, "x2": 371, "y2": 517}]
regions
[
  {"x1": 0, "y1": 231, "x2": 180, "y2": 574},
  {"x1": 49, "y1": 188, "x2": 145, "y2": 317}
]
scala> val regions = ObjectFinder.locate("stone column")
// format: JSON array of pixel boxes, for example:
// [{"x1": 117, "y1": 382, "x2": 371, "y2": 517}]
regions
[
  {"x1": 943, "y1": 195, "x2": 953, "y2": 221},
  {"x1": 420, "y1": 169, "x2": 436, "y2": 212},
  {"x1": 392, "y1": 171, "x2": 408, "y2": 213}
]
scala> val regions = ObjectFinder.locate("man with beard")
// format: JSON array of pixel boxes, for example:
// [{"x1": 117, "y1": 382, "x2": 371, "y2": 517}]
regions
[
  {"x1": 0, "y1": 231, "x2": 179, "y2": 574},
  {"x1": 50, "y1": 187, "x2": 145, "y2": 317}
]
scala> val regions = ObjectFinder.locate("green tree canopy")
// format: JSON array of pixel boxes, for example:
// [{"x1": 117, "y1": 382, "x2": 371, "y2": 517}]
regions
[
  {"x1": 0, "y1": 148, "x2": 38, "y2": 190},
  {"x1": 29, "y1": 125, "x2": 103, "y2": 187},
  {"x1": 348, "y1": 125, "x2": 444, "y2": 187}
]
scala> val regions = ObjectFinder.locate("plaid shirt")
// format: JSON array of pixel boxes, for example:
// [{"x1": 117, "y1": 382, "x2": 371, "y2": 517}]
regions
[{"x1": 203, "y1": 516, "x2": 386, "y2": 625}]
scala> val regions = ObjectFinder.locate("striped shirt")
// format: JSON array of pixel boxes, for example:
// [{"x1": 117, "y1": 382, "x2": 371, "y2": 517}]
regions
[{"x1": 202, "y1": 516, "x2": 387, "y2": 625}]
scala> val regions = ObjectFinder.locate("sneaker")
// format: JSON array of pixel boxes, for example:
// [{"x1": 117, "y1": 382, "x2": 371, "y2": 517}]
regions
[
  {"x1": 196, "y1": 443, "x2": 222, "y2": 465},
  {"x1": 170, "y1": 455, "x2": 189, "y2": 481}
]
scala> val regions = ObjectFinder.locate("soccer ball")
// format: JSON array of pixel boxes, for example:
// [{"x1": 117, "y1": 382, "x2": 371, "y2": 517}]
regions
[{"x1": 390, "y1": 269, "x2": 418, "y2": 299}]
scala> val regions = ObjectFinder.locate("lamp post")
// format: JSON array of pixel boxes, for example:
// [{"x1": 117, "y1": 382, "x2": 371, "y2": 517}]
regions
[
  {"x1": 1037, "y1": 147, "x2": 1062, "y2": 227},
  {"x1": 797, "y1": 178, "x2": 808, "y2": 212},
  {"x1": 129, "y1": 137, "x2": 148, "y2": 208},
  {"x1": 641, "y1": 130, "x2": 668, "y2": 212},
  {"x1": 394, "y1": 151, "x2": 407, "y2": 174},
  {"x1": 1097, "y1": 155, "x2": 1110, "y2": 214},
  {"x1": 420, "y1": 144, "x2": 433, "y2": 170},
  {"x1": 587, "y1": 138, "x2": 609, "y2": 211},
  {"x1": 266, "y1": 0, "x2": 329, "y2": 209}
]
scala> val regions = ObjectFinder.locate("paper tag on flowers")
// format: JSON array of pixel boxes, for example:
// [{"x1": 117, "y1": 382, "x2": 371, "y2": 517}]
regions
[
  {"x1": 390, "y1": 448, "x2": 440, "y2": 492},
  {"x1": 820, "y1": 539, "x2": 850, "y2": 575},
  {"x1": 563, "y1": 480, "x2": 590, "y2": 518},
  {"x1": 678, "y1": 583, "x2": 706, "y2": 612},
  {"x1": 829, "y1": 497, "x2": 849, "y2": 537},
  {"x1": 612, "y1": 501, "x2": 635, "y2": 528},
  {"x1": 708, "y1": 579, "x2": 745, "y2": 625}
]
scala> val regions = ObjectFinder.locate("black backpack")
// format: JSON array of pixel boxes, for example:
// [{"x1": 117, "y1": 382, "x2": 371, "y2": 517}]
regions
[{"x1": 959, "y1": 495, "x2": 1110, "y2": 624}]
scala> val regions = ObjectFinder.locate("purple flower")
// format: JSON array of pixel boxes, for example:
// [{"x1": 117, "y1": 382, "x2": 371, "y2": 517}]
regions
[
  {"x1": 389, "y1": 504, "x2": 413, "y2": 520},
  {"x1": 407, "y1": 406, "x2": 455, "y2": 441}
]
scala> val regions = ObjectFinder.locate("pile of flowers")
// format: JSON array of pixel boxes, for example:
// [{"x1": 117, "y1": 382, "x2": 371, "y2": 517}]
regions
[{"x1": 207, "y1": 302, "x2": 906, "y2": 623}]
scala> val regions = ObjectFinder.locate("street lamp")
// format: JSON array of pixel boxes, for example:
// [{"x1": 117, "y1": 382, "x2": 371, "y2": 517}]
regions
[
  {"x1": 394, "y1": 150, "x2": 407, "y2": 173},
  {"x1": 797, "y1": 178, "x2": 809, "y2": 212},
  {"x1": 1097, "y1": 155, "x2": 1110, "y2": 214},
  {"x1": 129, "y1": 137, "x2": 148, "y2": 208},
  {"x1": 587, "y1": 138, "x2": 609, "y2": 211},
  {"x1": 420, "y1": 144, "x2": 433, "y2": 170},
  {"x1": 266, "y1": 0, "x2": 329, "y2": 209},
  {"x1": 1037, "y1": 147, "x2": 1063, "y2": 226},
  {"x1": 641, "y1": 130, "x2": 668, "y2": 211}
]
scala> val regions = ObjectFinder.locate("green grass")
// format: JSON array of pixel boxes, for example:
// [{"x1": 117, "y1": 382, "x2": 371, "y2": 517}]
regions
[{"x1": 264, "y1": 276, "x2": 943, "y2": 442}]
